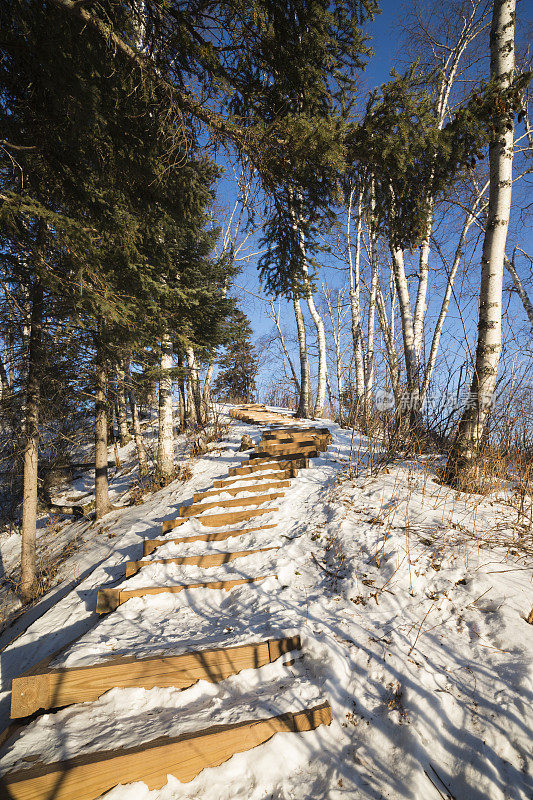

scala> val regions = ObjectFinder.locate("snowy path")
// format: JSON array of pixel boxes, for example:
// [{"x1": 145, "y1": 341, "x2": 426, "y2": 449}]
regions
[{"x1": 0, "y1": 404, "x2": 531, "y2": 799}]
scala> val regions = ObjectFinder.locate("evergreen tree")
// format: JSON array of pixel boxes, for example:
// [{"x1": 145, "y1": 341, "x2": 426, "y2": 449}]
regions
[{"x1": 213, "y1": 311, "x2": 257, "y2": 403}]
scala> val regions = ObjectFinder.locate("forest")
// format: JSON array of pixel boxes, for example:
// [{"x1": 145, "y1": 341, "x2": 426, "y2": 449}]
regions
[{"x1": 0, "y1": 1, "x2": 532, "y2": 797}]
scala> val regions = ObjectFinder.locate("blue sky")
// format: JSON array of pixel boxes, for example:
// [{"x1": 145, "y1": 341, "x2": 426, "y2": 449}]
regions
[{"x1": 212, "y1": 0, "x2": 533, "y2": 400}]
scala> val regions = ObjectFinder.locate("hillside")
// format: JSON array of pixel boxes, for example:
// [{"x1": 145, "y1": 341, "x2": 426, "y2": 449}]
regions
[{"x1": 0, "y1": 405, "x2": 531, "y2": 799}]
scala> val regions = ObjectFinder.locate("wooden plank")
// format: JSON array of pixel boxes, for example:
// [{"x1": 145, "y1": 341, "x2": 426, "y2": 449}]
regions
[
  {"x1": 228, "y1": 462, "x2": 296, "y2": 477},
  {"x1": 252, "y1": 443, "x2": 319, "y2": 457},
  {"x1": 10, "y1": 636, "x2": 301, "y2": 719},
  {"x1": 179, "y1": 492, "x2": 284, "y2": 518},
  {"x1": 162, "y1": 507, "x2": 276, "y2": 533},
  {"x1": 142, "y1": 524, "x2": 277, "y2": 557},
  {"x1": 125, "y1": 547, "x2": 278, "y2": 578},
  {"x1": 262, "y1": 427, "x2": 330, "y2": 438},
  {"x1": 96, "y1": 576, "x2": 271, "y2": 614},
  {"x1": 247, "y1": 454, "x2": 312, "y2": 465},
  {"x1": 212, "y1": 470, "x2": 291, "y2": 488},
  {"x1": 193, "y1": 480, "x2": 290, "y2": 502},
  {"x1": 0, "y1": 702, "x2": 331, "y2": 800}
]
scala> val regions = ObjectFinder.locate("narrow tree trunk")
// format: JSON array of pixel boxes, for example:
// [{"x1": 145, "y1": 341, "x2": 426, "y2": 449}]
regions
[
  {"x1": 186, "y1": 345, "x2": 203, "y2": 425},
  {"x1": 448, "y1": 0, "x2": 515, "y2": 473},
  {"x1": 269, "y1": 301, "x2": 300, "y2": 395},
  {"x1": 115, "y1": 358, "x2": 132, "y2": 447},
  {"x1": 125, "y1": 362, "x2": 148, "y2": 477},
  {"x1": 177, "y1": 350, "x2": 187, "y2": 430},
  {"x1": 390, "y1": 245, "x2": 420, "y2": 418},
  {"x1": 20, "y1": 279, "x2": 43, "y2": 603},
  {"x1": 505, "y1": 252, "x2": 533, "y2": 331},
  {"x1": 305, "y1": 287, "x2": 327, "y2": 417},
  {"x1": 347, "y1": 186, "x2": 366, "y2": 416},
  {"x1": 293, "y1": 296, "x2": 311, "y2": 418},
  {"x1": 203, "y1": 359, "x2": 215, "y2": 417},
  {"x1": 156, "y1": 332, "x2": 174, "y2": 481},
  {"x1": 289, "y1": 194, "x2": 327, "y2": 417},
  {"x1": 95, "y1": 324, "x2": 113, "y2": 519},
  {"x1": 365, "y1": 182, "x2": 379, "y2": 420}
]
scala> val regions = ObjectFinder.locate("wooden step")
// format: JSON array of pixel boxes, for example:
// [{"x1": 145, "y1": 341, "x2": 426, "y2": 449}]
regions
[
  {"x1": 261, "y1": 433, "x2": 330, "y2": 450},
  {"x1": 253, "y1": 443, "x2": 320, "y2": 458},
  {"x1": 180, "y1": 492, "x2": 284, "y2": 518},
  {"x1": 193, "y1": 480, "x2": 290, "y2": 502},
  {"x1": 96, "y1": 576, "x2": 271, "y2": 614},
  {"x1": 10, "y1": 636, "x2": 301, "y2": 719},
  {"x1": 125, "y1": 547, "x2": 278, "y2": 577},
  {"x1": 228, "y1": 461, "x2": 298, "y2": 477},
  {"x1": 1, "y1": 702, "x2": 331, "y2": 800},
  {"x1": 143, "y1": 524, "x2": 277, "y2": 557},
  {"x1": 262, "y1": 427, "x2": 330, "y2": 438},
  {"x1": 213, "y1": 470, "x2": 291, "y2": 488},
  {"x1": 247, "y1": 453, "x2": 312, "y2": 465},
  {"x1": 162, "y1": 507, "x2": 277, "y2": 534}
]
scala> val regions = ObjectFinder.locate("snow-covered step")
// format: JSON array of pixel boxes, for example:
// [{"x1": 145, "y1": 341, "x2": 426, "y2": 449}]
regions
[
  {"x1": 193, "y1": 479, "x2": 290, "y2": 502},
  {"x1": 142, "y1": 523, "x2": 277, "y2": 556},
  {"x1": 213, "y1": 469, "x2": 293, "y2": 487},
  {"x1": 125, "y1": 546, "x2": 278, "y2": 577},
  {"x1": 163, "y1": 507, "x2": 276, "y2": 533},
  {"x1": 10, "y1": 635, "x2": 301, "y2": 719},
  {"x1": 1, "y1": 703, "x2": 331, "y2": 800},
  {"x1": 179, "y1": 491, "x2": 285, "y2": 518},
  {"x1": 227, "y1": 460, "x2": 298, "y2": 477},
  {"x1": 249, "y1": 448, "x2": 317, "y2": 461},
  {"x1": 96, "y1": 576, "x2": 270, "y2": 613}
]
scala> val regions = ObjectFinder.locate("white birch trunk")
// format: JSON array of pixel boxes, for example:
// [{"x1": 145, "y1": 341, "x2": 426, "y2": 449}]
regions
[
  {"x1": 293, "y1": 296, "x2": 311, "y2": 418},
  {"x1": 156, "y1": 332, "x2": 174, "y2": 480},
  {"x1": 347, "y1": 187, "x2": 366, "y2": 409},
  {"x1": 115, "y1": 359, "x2": 132, "y2": 447},
  {"x1": 390, "y1": 246, "x2": 420, "y2": 410},
  {"x1": 452, "y1": 0, "x2": 515, "y2": 464},
  {"x1": 365, "y1": 179, "x2": 378, "y2": 414},
  {"x1": 505, "y1": 253, "x2": 533, "y2": 330}
]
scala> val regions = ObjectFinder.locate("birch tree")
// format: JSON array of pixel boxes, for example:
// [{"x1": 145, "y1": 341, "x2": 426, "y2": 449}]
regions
[{"x1": 447, "y1": 0, "x2": 517, "y2": 474}]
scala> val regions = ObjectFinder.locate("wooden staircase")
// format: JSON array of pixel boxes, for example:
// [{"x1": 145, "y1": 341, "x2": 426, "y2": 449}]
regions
[{"x1": 1, "y1": 404, "x2": 333, "y2": 799}]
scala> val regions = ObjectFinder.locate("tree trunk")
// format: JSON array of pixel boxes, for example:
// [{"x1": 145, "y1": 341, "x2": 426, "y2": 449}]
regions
[
  {"x1": 126, "y1": 363, "x2": 148, "y2": 477},
  {"x1": 505, "y1": 252, "x2": 533, "y2": 331},
  {"x1": 448, "y1": 0, "x2": 515, "y2": 473},
  {"x1": 293, "y1": 296, "x2": 311, "y2": 418},
  {"x1": 95, "y1": 324, "x2": 113, "y2": 519},
  {"x1": 20, "y1": 279, "x2": 43, "y2": 603},
  {"x1": 390, "y1": 245, "x2": 420, "y2": 420},
  {"x1": 203, "y1": 359, "x2": 215, "y2": 418},
  {"x1": 177, "y1": 350, "x2": 187, "y2": 430},
  {"x1": 347, "y1": 186, "x2": 366, "y2": 417},
  {"x1": 186, "y1": 345, "x2": 203, "y2": 425},
  {"x1": 156, "y1": 332, "x2": 174, "y2": 481},
  {"x1": 115, "y1": 358, "x2": 132, "y2": 447},
  {"x1": 365, "y1": 180, "x2": 379, "y2": 421}
]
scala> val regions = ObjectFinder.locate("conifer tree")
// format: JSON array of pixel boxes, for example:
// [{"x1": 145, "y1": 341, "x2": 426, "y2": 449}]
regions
[{"x1": 213, "y1": 311, "x2": 258, "y2": 403}]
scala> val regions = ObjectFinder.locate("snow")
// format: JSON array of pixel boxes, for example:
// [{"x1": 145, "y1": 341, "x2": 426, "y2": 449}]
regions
[{"x1": 0, "y1": 405, "x2": 532, "y2": 799}]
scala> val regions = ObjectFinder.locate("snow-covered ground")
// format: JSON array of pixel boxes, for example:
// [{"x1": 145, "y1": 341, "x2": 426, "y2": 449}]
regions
[{"x1": 0, "y1": 406, "x2": 531, "y2": 799}]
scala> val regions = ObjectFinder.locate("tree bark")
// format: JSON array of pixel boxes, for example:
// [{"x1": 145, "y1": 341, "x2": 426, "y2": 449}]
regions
[
  {"x1": 505, "y1": 252, "x2": 533, "y2": 331},
  {"x1": 390, "y1": 245, "x2": 420, "y2": 419},
  {"x1": 186, "y1": 345, "x2": 203, "y2": 425},
  {"x1": 448, "y1": 0, "x2": 515, "y2": 472},
  {"x1": 293, "y1": 296, "x2": 311, "y2": 418},
  {"x1": 156, "y1": 332, "x2": 174, "y2": 481},
  {"x1": 94, "y1": 323, "x2": 113, "y2": 519},
  {"x1": 20, "y1": 279, "x2": 43, "y2": 603},
  {"x1": 365, "y1": 180, "x2": 379, "y2": 421},
  {"x1": 115, "y1": 358, "x2": 132, "y2": 447},
  {"x1": 125, "y1": 362, "x2": 148, "y2": 477},
  {"x1": 177, "y1": 350, "x2": 187, "y2": 430},
  {"x1": 347, "y1": 186, "x2": 366, "y2": 416}
]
